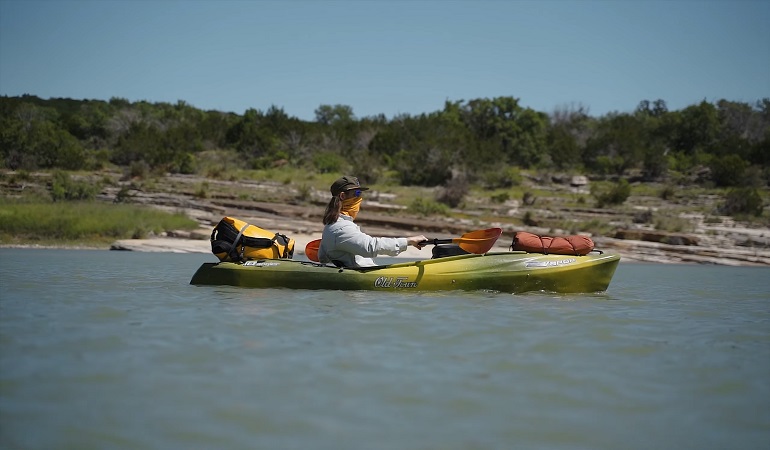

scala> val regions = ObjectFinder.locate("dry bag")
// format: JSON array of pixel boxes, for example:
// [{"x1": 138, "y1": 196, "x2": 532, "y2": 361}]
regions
[
  {"x1": 510, "y1": 231, "x2": 594, "y2": 256},
  {"x1": 211, "y1": 217, "x2": 295, "y2": 262}
]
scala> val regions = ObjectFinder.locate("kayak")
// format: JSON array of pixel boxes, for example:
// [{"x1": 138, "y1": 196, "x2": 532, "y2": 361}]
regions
[{"x1": 189, "y1": 251, "x2": 620, "y2": 294}]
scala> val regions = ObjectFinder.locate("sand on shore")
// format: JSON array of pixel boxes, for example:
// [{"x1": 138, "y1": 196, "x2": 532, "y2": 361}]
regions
[{"x1": 109, "y1": 233, "x2": 458, "y2": 260}]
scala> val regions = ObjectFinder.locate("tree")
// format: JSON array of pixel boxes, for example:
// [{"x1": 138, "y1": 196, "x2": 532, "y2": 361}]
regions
[
  {"x1": 547, "y1": 104, "x2": 592, "y2": 169},
  {"x1": 670, "y1": 101, "x2": 720, "y2": 155},
  {"x1": 0, "y1": 102, "x2": 85, "y2": 170},
  {"x1": 584, "y1": 113, "x2": 645, "y2": 175},
  {"x1": 314, "y1": 104, "x2": 355, "y2": 125}
]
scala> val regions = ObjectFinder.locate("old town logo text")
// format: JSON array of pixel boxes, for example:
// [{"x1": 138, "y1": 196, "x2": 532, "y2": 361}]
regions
[{"x1": 374, "y1": 277, "x2": 418, "y2": 288}]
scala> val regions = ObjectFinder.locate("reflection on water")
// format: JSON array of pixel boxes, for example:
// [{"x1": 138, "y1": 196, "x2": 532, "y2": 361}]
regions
[{"x1": 1, "y1": 249, "x2": 768, "y2": 450}]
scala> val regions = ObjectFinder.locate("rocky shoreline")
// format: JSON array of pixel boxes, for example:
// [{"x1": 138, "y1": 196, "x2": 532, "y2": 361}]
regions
[
  {"x1": 106, "y1": 225, "x2": 770, "y2": 266},
  {"x1": 101, "y1": 180, "x2": 770, "y2": 266},
  {"x1": 4, "y1": 172, "x2": 768, "y2": 266}
]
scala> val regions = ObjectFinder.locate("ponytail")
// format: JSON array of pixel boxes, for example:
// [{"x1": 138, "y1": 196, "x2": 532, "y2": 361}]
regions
[{"x1": 322, "y1": 196, "x2": 342, "y2": 225}]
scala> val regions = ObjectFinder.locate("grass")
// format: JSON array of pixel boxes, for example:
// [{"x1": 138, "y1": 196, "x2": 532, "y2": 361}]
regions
[
  {"x1": 3, "y1": 167, "x2": 767, "y2": 246},
  {"x1": 0, "y1": 200, "x2": 198, "y2": 247}
]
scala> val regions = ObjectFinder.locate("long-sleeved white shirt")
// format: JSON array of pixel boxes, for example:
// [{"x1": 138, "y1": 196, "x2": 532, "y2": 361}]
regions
[{"x1": 318, "y1": 215, "x2": 408, "y2": 267}]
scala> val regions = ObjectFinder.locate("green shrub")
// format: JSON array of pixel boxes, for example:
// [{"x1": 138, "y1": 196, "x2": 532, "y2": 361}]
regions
[
  {"x1": 114, "y1": 186, "x2": 134, "y2": 203},
  {"x1": 408, "y1": 197, "x2": 449, "y2": 216},
  {"x1": 483, "y1": 167, "x2": 523, "y2": 189},
  {"x1": 50, "y1": 171, "x2": 101, "y2": 202},
  {"x1": 659, "y1": 184, "x2": 676, "y2": 201},
  {"x1": 313, "y1": 152, "x2": 346, "y2": 173},
  {"x1": 654, "y1": 215, "x2": 694, "y2": 233},
  {"x1": 591, "y1": 179, "x2": 631, "y2": 208},
  {"x1": 490, "y1": 192, "x2": 510, "y2": 203},
  {"x1": 720, "y1": 187, "x2": 764, "y2": 217},
  {"x1": 124, "y1": 161, "x2": 150, "y2": 180},
  {"x1": 710, "y1": 155, "x2": 748, "y2": 187}
]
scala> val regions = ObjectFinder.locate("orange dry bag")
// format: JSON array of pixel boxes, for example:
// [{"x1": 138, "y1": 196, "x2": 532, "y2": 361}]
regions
[{"x1": 510, "y1": 231, "x2": 594, "y2": 256}]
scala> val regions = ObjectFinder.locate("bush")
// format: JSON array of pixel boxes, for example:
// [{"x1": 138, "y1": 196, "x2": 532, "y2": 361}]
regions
[
  {"x1": 313, "y1": 152, "x2": 346, "y2": 173},
  {"x1": 123, "y1": 161, "x2": 150, "y2": 180},
  {"x1": 408, "y1": 198, "x2": 449, "y2": 216},
  {"x1": 522, "y1": 191, "x2": 536, "y2": 206},
  {"x1": 490, "y1": 192, "x2": 510, "y2": 203},
  {"x1": 654, "y1": 215, "x2": 694, "y2": 233},
  {"x1": 659, "y1": 185, "x2": 676, "y2": 201},
  {"x1": 436, "y1": 173, "x2": 468, "y2": 208},
  {"x1": 710, "y1": 155, "x2": 748, "y2": 187},
  {"x1": 720, "y1": 187, "x2": 764, "y2": 217},
  {"x1": 483, "y1": 167, "x2": 523, "y2": 189},
  {"x1": 50, "y1": 171, "x2": 101, "y2": 202},
  {"x1": 591, "y1": 179, "x2": 631, "y2": 208}
]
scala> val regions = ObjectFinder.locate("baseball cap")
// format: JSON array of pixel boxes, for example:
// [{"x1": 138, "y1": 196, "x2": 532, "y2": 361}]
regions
[{"x1": 330, "y1": 176, "x2": 369, "y2": 196}]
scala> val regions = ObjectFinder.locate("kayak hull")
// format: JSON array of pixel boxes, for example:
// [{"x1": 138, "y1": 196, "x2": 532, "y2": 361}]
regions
[{"x1": 189, "y1": 252, "x2": 620, "y2": 294}]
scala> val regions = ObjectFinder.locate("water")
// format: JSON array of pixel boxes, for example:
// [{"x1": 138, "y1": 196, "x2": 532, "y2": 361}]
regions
[{"x1": 1, "y1": 248, "x2": 768, "y2": 450}]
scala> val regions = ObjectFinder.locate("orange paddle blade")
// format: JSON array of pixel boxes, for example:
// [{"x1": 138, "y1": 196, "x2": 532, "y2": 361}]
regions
[
  {"x1": 452, "y1": 227, "x2": 502, "y2": 254},
  {"x1": 305, "y1": 239, "x2": 321, "y2": 262}
]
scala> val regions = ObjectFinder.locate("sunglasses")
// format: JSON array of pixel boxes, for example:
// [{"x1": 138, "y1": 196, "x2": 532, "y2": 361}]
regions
[{"x1": 347, "y1": 189, "x2": 362, "y2": 197}]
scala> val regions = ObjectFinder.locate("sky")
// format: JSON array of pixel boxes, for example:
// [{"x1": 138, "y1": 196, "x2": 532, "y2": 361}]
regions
[{"x1": 1, "y1": 0, "x2": 768, "y2": 121}]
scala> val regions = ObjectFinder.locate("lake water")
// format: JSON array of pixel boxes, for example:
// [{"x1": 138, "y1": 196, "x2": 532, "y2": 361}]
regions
[{"x1": 0, "y1": 248, "x2": 768, "y2": 450}]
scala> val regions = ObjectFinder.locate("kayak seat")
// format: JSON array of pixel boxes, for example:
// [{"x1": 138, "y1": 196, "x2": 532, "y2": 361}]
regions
[{"x1": 432, "y1": 244, "x2": 469, "y2": 259}]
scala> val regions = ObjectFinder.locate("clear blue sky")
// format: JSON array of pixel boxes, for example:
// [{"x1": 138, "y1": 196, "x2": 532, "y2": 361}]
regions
[{"x1": 1, "y1": 0, "x2": 768, "y2": 121}]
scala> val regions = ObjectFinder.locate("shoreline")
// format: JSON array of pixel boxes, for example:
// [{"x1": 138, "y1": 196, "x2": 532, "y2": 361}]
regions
[
  {"x1": 4, "y1": 232, "x2": 769, "y2": 266},
  {"x1": 2, "y1": 172, "x2": 768, "y2": 267}
]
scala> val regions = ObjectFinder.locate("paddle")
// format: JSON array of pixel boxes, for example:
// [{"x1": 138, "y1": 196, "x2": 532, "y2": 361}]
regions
[{"x1": 303, "y1": 228, "x2": 503, "y2": 262}]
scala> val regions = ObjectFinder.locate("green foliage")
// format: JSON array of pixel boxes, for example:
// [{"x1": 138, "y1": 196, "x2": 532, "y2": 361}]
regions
[
  {"x1": 490, "y1": 192, "x2": 510, "y2": 203},
  {"x1": 482, "y1": 166, "x2": 522, "y2": 189},
  {"x1": 659, "y1": 184, "x2": 677, "y2": 200},
  {"x1": 709, "y1": 154, "x2": 749, "y2": 187},
  {"x1": 312, "y1": 151, "x2": 346, "y2": 173},
  {"x1": 50, "y1": 171, "x2": 101, "y2": 201},
  {"x1": 591, "y1": 179, "x2": 631, "y2": 208},
  {"x1": 654, "y1": 214, "x2": 694, "y2": 233},
  {"x1": 124, "y1": 161, "x2": 150, "y2": 180},
  {"x1": 408, "y1": 197, "x2": 449, "y2": 216},
  {"x1": 114, "y1": 186, "x2": 133, "y2": 203},
  {"x1": 1, "y1": 95, "x2": 768, "y2": 188},
  {"x1": 720, "y1": 187, "x2": 764, "y2": 217},
  {"x1": 0, "y1": 199, "x2": 197, "y2": 244},
  {"x1": 0, "y1": 103, "x2": 86, "y2": 170}
]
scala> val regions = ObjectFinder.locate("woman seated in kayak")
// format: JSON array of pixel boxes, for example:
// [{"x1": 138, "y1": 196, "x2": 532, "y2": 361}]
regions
[{"x1": 318, "y1": 176, "x2": 427, "y2": 267}]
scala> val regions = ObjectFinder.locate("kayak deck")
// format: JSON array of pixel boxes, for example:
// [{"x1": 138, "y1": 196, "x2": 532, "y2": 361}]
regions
[{"x1": 190, "y1": 251, "x2": 620, "y2": 294}]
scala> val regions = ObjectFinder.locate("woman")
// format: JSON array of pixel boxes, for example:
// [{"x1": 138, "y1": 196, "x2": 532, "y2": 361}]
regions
[{"x1": 318, "y1": 176, "x2": 427, "y2": 267}]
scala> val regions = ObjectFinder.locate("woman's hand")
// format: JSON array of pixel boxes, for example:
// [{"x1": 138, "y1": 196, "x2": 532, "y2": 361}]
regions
[{"x1": 407, "y1": 235, "x2": 428, "y2": 249}]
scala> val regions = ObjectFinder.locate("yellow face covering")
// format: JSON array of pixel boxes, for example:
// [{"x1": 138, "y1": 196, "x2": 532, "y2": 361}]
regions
[{"x1": 341, "y1": 196, "x2": 362, "y2": 220}]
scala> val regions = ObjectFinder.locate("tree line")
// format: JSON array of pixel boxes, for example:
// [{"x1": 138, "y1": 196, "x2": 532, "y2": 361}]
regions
[{"x1": 1, "y1": 94, "x2": 768, "y2": 191}]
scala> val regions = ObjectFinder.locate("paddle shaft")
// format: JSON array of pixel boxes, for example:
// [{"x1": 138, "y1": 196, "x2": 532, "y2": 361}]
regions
[{"x1": 305, "y1": 228, "x2": 502, "y2": 262}]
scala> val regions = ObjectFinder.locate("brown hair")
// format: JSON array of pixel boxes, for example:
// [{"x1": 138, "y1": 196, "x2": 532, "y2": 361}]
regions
[{"x1": 322, "y1": 195, "x2": 342, "y2": 225}]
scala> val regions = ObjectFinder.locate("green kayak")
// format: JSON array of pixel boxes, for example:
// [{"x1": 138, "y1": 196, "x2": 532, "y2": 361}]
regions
[{"x1": 190, "y1": 251, "x2": 620, "y2": 294}]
